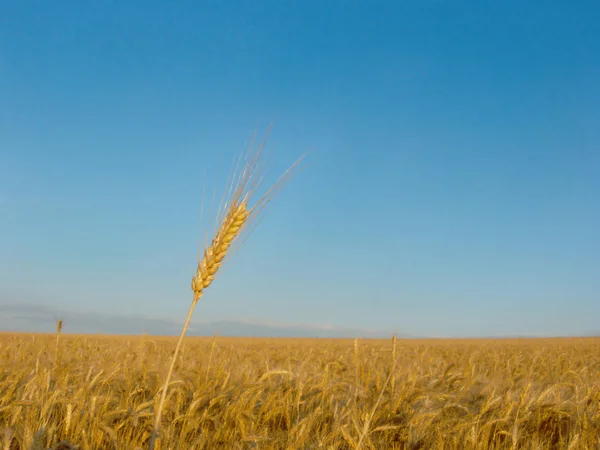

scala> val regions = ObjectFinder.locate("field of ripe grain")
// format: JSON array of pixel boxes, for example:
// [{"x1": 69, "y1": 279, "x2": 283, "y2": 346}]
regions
[{"x1": 0, "y1": 334, "x2": 598, "y2": 449}]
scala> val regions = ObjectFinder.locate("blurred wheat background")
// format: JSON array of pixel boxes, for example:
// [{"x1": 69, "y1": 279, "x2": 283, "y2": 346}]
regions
[{"x1": 1, "y1": 333, "x2": 598, "y2": 449}]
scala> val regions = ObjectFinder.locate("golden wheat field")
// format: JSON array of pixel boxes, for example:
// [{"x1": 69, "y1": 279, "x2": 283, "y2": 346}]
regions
[{"x1": 0, "y1": 333, "x2": 599, "y2": 450}]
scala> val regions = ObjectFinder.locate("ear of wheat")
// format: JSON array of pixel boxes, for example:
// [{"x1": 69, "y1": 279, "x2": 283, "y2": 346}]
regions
[{"x1": 148, "y1": 128, "x2": 305, "y2": 449}]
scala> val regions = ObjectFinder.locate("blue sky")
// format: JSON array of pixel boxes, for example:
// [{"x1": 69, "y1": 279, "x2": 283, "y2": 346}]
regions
[{"x1": 0, "y1": 1, "x2": 598, "y2": 337}]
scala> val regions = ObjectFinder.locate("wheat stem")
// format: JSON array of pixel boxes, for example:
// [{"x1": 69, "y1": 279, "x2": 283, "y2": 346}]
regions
[
  {"x1": 206, "y1": 333, "x2": 218, "y2": 383},
  {"x1": 391, "y1": 334, "x2": 397, "y2": 396},
  {"x1": 354, "y1": 338, "x2": 360, "y2": 402},
  {"x1": 54, "y1": 320, "x2": 63, "y2": 369},
  {"x1": 149, "y1": 299, "x2": 196, "y2": 449},
  {"x1": 357, "y1": 355, "x2": 399, "y2": 449}
]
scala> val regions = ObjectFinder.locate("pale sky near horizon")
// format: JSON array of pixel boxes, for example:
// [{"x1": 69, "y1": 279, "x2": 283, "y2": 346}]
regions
[{"x1": 1, "y1": 1, "x2": 599, "y2": 337}]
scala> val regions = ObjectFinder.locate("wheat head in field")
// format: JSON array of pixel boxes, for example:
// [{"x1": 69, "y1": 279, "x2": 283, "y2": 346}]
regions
[
  {"x1": 2, "y1": 137, "x2": 599, "y2": 450},
  {"x1": 149, "y1": 130, "x2": 305, "y2": 448},
  {"x1": 1, "y1": 334, "x2": 599, "y2": 449}
]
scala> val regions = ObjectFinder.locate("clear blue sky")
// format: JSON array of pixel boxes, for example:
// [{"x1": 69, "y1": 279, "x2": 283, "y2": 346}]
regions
[{"x1": 1, "y1": 1, "x2": 598, "y2": 337}]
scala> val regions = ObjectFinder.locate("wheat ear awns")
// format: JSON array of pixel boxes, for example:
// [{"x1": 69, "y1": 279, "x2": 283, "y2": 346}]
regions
[{"x1": 148, "y1": 130, "x2": 305, "y2": 450}]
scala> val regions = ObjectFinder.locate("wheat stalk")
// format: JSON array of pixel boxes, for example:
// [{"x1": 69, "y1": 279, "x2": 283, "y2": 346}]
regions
[
  {"x1": 391, "y1": 334, "x2": 397, "y2": 396},
  {"x1": 354, "y1": 338, "x2": 360, "y2": 401},
  {"x1": 148, "y1": 129, "x2": 305, "y2": 449},
  {"x1": 357, "y1": 355, "x2": 399, "y2": 449},
  {"x1": 205, "y1": 333, "x2": 218, "y2": 383},
  {"x1": 54, "y1": 319, "x2": 63, "y2": 368}
]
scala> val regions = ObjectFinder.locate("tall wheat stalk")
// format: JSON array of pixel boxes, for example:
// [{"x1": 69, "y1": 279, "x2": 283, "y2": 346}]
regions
[
  {"x1": 54, "y1": 319, "x2": 63, "y2": 368},
  {"x1": 354, "y1": 338, "x2": 360, "y2": 401},
  {"x1": 391, "y1": 334, "x2": 397, "y2": 396},
  {"x1": 148, "y1": 129, "x2": 305, "y2": 449}
]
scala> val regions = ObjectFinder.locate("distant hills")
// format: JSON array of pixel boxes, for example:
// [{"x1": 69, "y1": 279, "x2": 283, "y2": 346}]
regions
[
  {"x1": 0, "y1": 302, "x2": 395, "y2": 338},
  {"x1": 1, "y1": 302, "x2": 597, "y2": 339}
]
